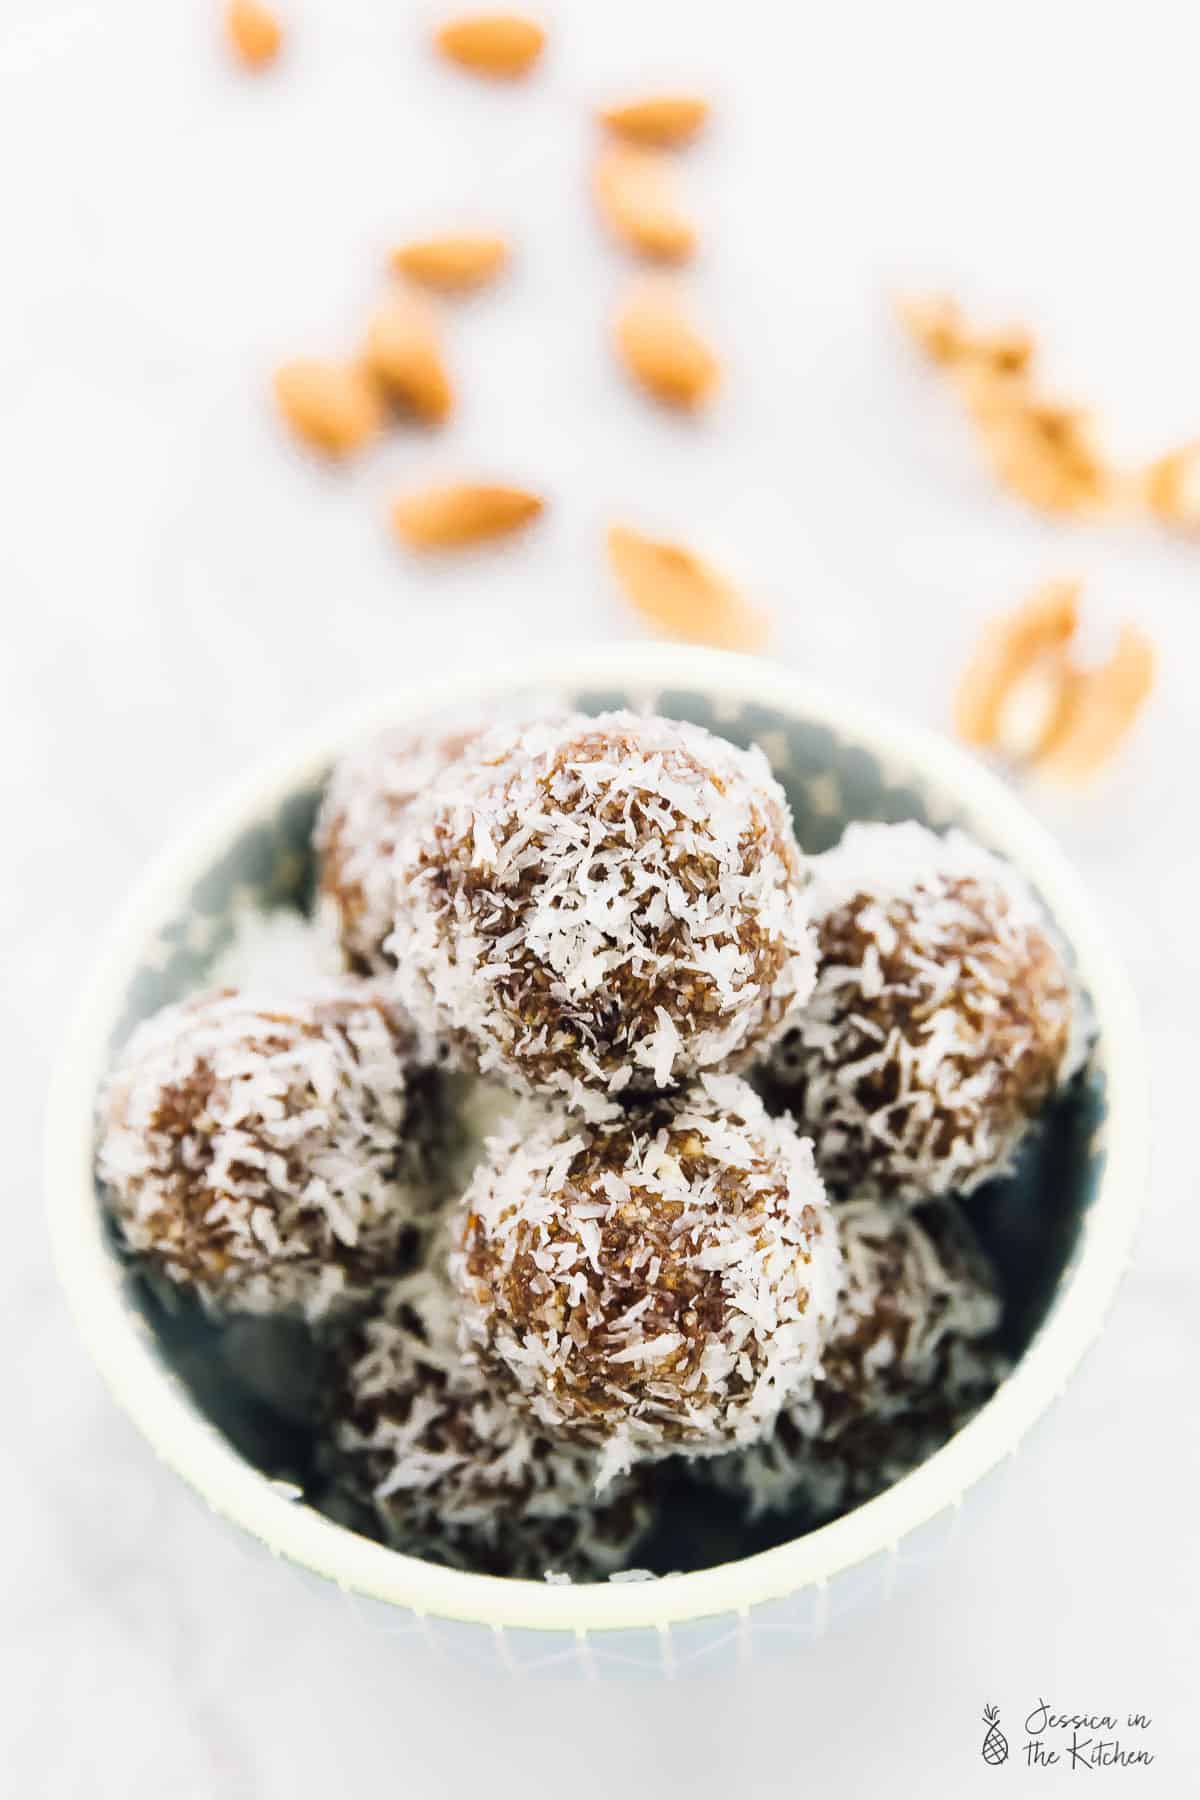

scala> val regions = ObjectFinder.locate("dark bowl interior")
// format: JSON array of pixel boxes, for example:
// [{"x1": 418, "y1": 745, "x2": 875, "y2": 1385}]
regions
[{"x1": 97, "y1": 685, "x2": 1106, "y2": 1577}]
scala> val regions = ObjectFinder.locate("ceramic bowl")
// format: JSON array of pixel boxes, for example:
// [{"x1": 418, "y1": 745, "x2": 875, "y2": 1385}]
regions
[{"x1": 46, "y1": 644, "x2": 1145, "y2": 1677}]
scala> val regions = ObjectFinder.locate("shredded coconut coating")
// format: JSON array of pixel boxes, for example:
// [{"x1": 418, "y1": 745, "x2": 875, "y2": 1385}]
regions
[
  {"x1": 315, "y1": 723, "x2": 485, "y2": 975},
  {"x1": 97, "y1": 985, "x2": 438, "y2": 1321},
  {"x1": 705, "y1": 1197, "x2": 1008, "y2": 1518},
  {"x1": 320, "y1": 1266, "x2": 655, "y2": 1579},
  {"x1": 764, "y1": 822, "x2": 1074, "y2": 1200},
  {"x1": 451, "y1": 1075, "x2": 842, "y2": 1483},
  {"x1": 388, "y1": 712, "x2": 816, "y2": 1113}
]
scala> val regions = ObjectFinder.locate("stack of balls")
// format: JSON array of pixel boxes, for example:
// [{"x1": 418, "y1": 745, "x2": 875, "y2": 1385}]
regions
[{"x1": 96, "y1": 709, "x2": 1080, "y2": 1579}]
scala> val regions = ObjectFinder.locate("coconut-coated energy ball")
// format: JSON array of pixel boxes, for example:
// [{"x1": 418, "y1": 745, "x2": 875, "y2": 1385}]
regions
[
  {"x1": 97, "y1": 985, "x2": 436, "y2": 1320},
  {"x1": 320, "y1": 1267, "x2": 655, "y2": 1579},
  {"x1": 704, "y1": 1198, "x2": 1007, "y2": 1518},
  {"x1": 763, "y1": 822, "x2": 1075, "y2": 1200},
  {"x1": 315, "y1": 723, "x2": 484, "y2": 975},
  {"x1": 452, "y1": 1075, "x2": 842, "y2": 1483},
  {"x1": 389, "y1": 712, "x2": 816, "y2": 1113}
]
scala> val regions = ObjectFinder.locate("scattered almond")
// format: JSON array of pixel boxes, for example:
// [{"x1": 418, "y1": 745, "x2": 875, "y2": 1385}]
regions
[
  {"x1": 391, "y1": 482, "x2": 544, "y2": 549},
  {"x1": 957, "y1": 368, "x2": 1113, "y2": 517},
  {"x1": 1144, "y1": 439, "x2": 1200, "y2": 531},
  {"x1": 614, "y1": 284, "x2": 719, "y2": 411},
  {"x1": 607, "y1": 525, "x2": 766, "y2": 651},
  {"x1": 434, "y1": 13, "x2": 545, "y2": 78},
  {"x1": 896, "y1": 292, "x2": 1033, "y2": 377},
  {"x1": 954, "y1": 579, "x2": 1080, "y2": 751},
  {"x1": 594, "y1": 144, "x2": 696, "y2": 263},
  {"x1": 599, "y1": 94, "x2": 710, "y2": 148},
  {"x1": 273, "y1": 359, "x2": 383, "y2": 458},
  {"x1": 954, "y1": 582, "x2": 1154, "y2": 781},
  {"x1": 362, "y1": 294, "x2": 453, "y2": 424},
  {"x1": 1035, "y1": 625, "x2": 1156, "y2": 784},
  {"x1": 225, "y1": 0, "x2": 283, "y2": 69},
  {"x1": 389, "y1": 234, "x2": 509, "y2": 294}
]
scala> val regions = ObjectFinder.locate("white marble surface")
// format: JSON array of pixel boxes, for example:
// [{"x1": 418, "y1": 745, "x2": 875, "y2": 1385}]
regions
[{"x1": 4, "y1": 0, "x2": 1197, "y2": 1791}]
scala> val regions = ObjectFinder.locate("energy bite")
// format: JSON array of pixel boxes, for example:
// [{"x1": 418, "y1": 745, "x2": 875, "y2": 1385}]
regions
[
  {"x1": 97, "y1": 985, "x2": 436, "y2": 1320},
  {"x1": 321, "y1": 1267, "x2": 655, "y2": 1579},
  {"x1": 315, "y1": 723, "x2": 484, "y2": 975},
  {"x1": 389, "y1": 711, "x2": 815, "y2": 1112},
  {"x1": 451, "y1": 1075, "x2": 842, "y2": 1483},
  {"x1": 764, "y1": 821, "x2": 1074, "y2": 1200},
  {"x1": 705, "y1": 1198, "x2": 1007, "y2": 1518}
]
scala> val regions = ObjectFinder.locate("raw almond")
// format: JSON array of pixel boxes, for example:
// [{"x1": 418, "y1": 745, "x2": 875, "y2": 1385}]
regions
[
  {"x1": 594, "y1": 144, "x2": 696, "y2": 263},
  {"x1": 599, "y1": 94, "x2": 710, "y2": 148},
  {"x1": 607, "y1": 525, "x2": 766, "y2": 652},
  {"x1": 392, "y1": 482, "x2": 544, "y2": 549},
  {"x1": 953, "y1": 579, "x2": 1080, "y2": 749},
  {"x1": 362, "y1": 294, "x2": 453, "y2": 424},
  {"x1": 1144, "y1": 439, "x2": 1200, "y2": 530},
  {"x1": 896, "y1": 292, "x2": 1033, "y2": 376},
  {"x1": 273, "y1": 359, "x2": 383, "y2": 457},
  {"x1": 226, "y1": 0, "x2": 283, "y2": 69},
  {"x1": 434, "y1": 13, "x2": 545, "y2": 78},
  {"x1": 389, "y1": 234, "x2": 509, "y2": 294},
  {"x1": 614, "y1": 284, "x2": 719, "y2": 410},
  {"x1": 1035, "y1": 625, "x2": 1156, "y2": 783}
]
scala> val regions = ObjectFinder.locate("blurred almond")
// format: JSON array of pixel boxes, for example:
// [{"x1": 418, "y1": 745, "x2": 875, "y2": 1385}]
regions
[
  {"x1": 953, "y1": 579, "x2": 1080, "y2": 749},
  {"x1": 897, "y1": 292, "x2": 1033, "y2": 376},
  {"x1": 226, "y1": 0, "x2": 283, "y2": 69},
  {"x1": 1035, "y1": 625, "x2": 1156, "y2": 783},
  {"x1": 392, "y1": 482, "x2": 544, "y2": 549},
  {"x1": 614, "y1": 284, "x2": 719, "y2": 410},
  {"x1": 363, "y1": 294, "x2": 453, "y2": 424},
  {"x1": 273, "y1": 359, "x2": 383, "y2": 457},
  {"x1": 607, "y1": 525, "x2": 766, "y2": 651},
  {"x1": 594, "y1": 144, "x2": 696, "y2": 262},
  {"x1": 434, "y1": 13, "x2": 545, "y2": 78},
  {"x1": 599, "y1": 94, "x2": 710, "y2": 148},
  {"x1": 1144, "y1": 440, "x2": 1200, "y2": 531},
  {"x1": 390, "y1": 234, "x2": 509, "y2": 294}
]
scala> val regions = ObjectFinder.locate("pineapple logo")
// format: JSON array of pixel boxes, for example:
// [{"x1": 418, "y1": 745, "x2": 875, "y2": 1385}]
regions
[{"x1": 980, "y1": 1704, "x2": 1009, "y2": 1766}]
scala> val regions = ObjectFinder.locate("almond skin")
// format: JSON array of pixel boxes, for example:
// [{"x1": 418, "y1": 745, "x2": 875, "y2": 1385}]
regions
[
  {"x1": 273, "y1": 359, "x2": 383, "y2": 457},
  {"x1": 607, "y1": 525, "x2": 767, "y2": 651},
  {"x1": 599, "y1": 94, "x2": 710, "y2": 148},
  {"x1": 594, "y1": 144, "x2": 696, "y2": 262},
  {"x1": 226, "y1": 0, "x2": 283, "y2": 69},
  {"x1": 614, "y1": 284, "x2": 719, "y2": 410},
  {"x1": 362, "y1": 294, "x2": 453, "y2": 424},
  {"x1": 392, "y1": 483, "x2": 544, "y2": 549},
  {"x1": 389, "y1": 234, "x2": 509, "y2": 294},
  {"x1": 434, "y1": 14, "x2": 545, "y2": 78}
]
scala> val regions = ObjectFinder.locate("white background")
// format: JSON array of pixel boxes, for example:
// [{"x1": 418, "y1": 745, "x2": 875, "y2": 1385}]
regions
[{"x1": 3, "y1": 1, "x2": 1197, "y2": 1793}]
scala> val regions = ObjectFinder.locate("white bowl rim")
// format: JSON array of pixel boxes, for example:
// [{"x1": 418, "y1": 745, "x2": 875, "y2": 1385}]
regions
[{"x1": 46, "y1": 642, "x2": 1147, "y2": 1636}]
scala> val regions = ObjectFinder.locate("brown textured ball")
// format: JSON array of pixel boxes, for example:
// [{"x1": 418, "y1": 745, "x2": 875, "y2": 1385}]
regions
[
  {"x1": 764, "y1": 822, "x2": 1075, "y2": 1200},
  {"x1": 705, "y1": 1197, "x2": 1008, "y2": 1518},
  {"x1": 452, "y1": 1075, "x2": 842, "y2": 1482},
  {"x1": 390, "y1": 711, "x2": 816, "y2": 1113},
  {"x1": 315, "y1": 723, "x2": 483, "y2": 975},
  {"x1": 96, "y1": 985, "x2": 436, "y2": 1319},
  {"x1": 320, "y1": 1266, "x2": 655, "y2": 1579}
]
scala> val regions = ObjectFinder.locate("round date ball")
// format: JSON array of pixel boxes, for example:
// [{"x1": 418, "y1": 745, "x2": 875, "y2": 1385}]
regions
[
  {"x1": 452, "y1": 1075, "x2": 842, "y2": 1482},
  {"x1": 97, "y1": 985, "x2": 436, "y2": 1320},
  {"x1": 389, "y1": 712, "x2": 816, "y2": 1113},
  {"x1": 764, "y1": 822, "x2": 1076, "y2": 1200},
  {"x1": 315, "y1": 723, "x2": 483, "y2": 975},
  {"x1": 705, "y1": 1196, "x2": 1007, "y2": 1518},
  {"x1": 320, "y1": 1267, "x2": 655, "y2": 1580}
]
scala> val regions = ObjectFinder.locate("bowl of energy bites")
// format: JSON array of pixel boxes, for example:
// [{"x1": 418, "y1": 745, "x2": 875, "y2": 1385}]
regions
[{"x1": 47, "y1": 644, "x2": 1144, "y2": 1674}]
